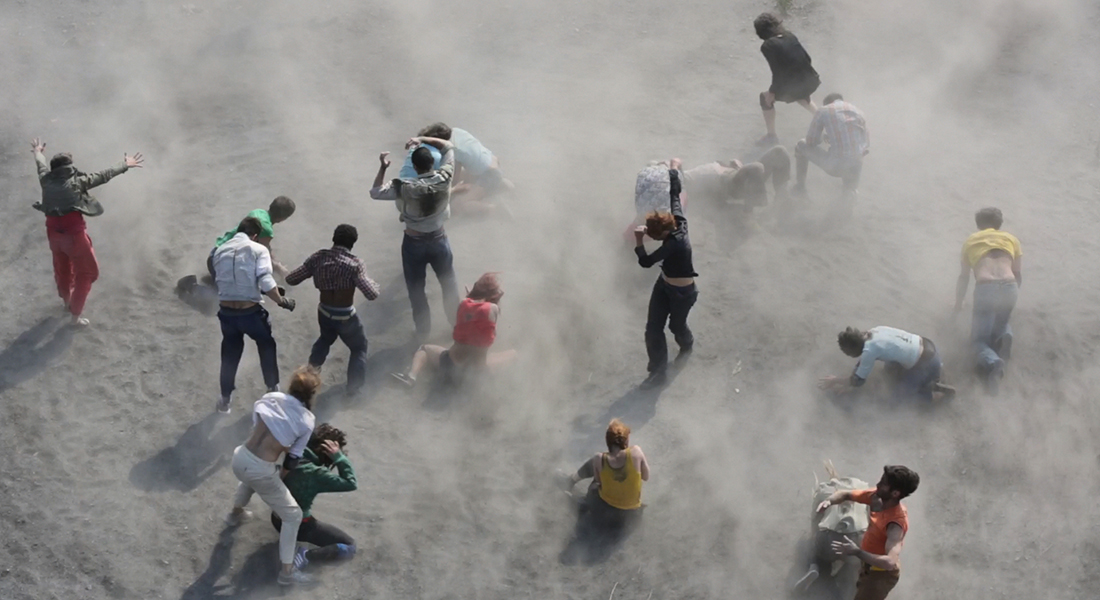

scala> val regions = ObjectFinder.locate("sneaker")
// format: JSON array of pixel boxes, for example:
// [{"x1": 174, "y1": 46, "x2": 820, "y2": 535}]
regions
[
  {"x1": 277, "y1": 568, "x2": 317, "y2": 587},
  {"x1": 70, "y1": 316, "x2": 90, "y2": 327},
  {"x1": 216, "y1": 396, "x2": 232, "y2": 414},
  {"x1": 391, "y1": 372, "x2": 416, "y2": 388},
  {"x1": 224, "y1": 509, "x2": 253, "y2": 527},
  {"x1": 334, "y1": 543, "x2": 356, "y2": 560},
  {"x1": 293, "y1": 545, "x2": 310, "y2": 570},
  {"x1": 932, "y1": 382, "x2": 957, "y2": 402},
  {"x1": 639, "y1": 370, "x2": 667, "y2": 390},
  {"x1": 793, "y1": 564, "x2": 820, "y2": 593}
]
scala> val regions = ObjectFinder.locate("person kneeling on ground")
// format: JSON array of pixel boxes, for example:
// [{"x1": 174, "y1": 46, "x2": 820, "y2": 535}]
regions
[
  {"x1": 391, "y1": 272, "x2": 517, "y2": 387},
  {"x1": 818, "y1": 326, "x2": 954, "y2": 402},
  {"x1": 557, "y1": 419, "x2": 650, "y2": 531},
  {"x1": 272, "y1": 423, "x2": 358, "y2": 572}
]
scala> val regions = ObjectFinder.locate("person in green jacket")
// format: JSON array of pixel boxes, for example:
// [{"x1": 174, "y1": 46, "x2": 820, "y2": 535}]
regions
[
  {"x1": 207, "y1": 196, "x2": 297, "y2": 280},
  {"x1": 271, "y1": 423, "x2": 358, "y2": 569}
]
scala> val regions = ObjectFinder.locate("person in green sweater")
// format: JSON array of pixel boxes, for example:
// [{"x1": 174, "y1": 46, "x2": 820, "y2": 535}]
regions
[
  {"x1": 271, "y1": 423, "x2": 358, "y2": 569},
  {"x1": 207, "y1": 196, "x2": 297, "y2": 279}
]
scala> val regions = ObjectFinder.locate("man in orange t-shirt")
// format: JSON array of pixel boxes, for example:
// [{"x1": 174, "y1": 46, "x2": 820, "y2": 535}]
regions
[{"x1": 816, "y1": 465, "x2": 920, "y2": 600}]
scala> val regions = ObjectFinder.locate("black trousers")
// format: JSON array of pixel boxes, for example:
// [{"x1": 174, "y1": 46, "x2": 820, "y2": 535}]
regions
[
  {"x1": 644, "y1": 278, "x2": 698, "y2": 373},
  {"x1": 272, "y1": 513, "x2": 355, "y2": 551}
]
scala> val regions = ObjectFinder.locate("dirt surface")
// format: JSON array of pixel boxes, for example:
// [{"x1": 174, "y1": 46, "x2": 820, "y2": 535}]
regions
[{"x1": 2, "y1": 1, "x2": 1100, "y2": 599}]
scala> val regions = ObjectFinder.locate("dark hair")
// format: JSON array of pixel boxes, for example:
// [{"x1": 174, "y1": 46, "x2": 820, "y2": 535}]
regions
[
  {"x1": 606, "y1": 419, "x2": 630, "y2": 451},
  {"x1": 883, "y1": 465, "x2": 920, "y2": 499},
  {"x1": 837, "y1": 327, "x2": 866, "y2": 357},
  {"x1": 417, "y1": 122, "x2": 452, "y2": 140},
  {"x1": 975, "y1": 207, "x2": 1003, "y2": 230},
  {"x1": 307, "y1": 423, "x2": 348, "y2": 468},
  {"x1": 823, "y1": 93, "x2": 844, "y2": 105},
  {"x1": 332, "y1": 224, "x2": 358, "y2": 250},
  {"x1": 269, "y1": 196, "x2": 296, "y2": 222},
  {"x1": 288, "y1": 366, "x2": 322, "y2": 411},
  {"x1": 754, "y1": 12, "x2": 786, "y2": 40},
  {"x1": 411, "y1": 146, "x2": 435, "y2": 173},
  {"x1": 50, "y1": 153, "x2": 73, "y2": 170},
  {"x1": 237, "y1": 216, "x2": 264, "y2": 238}
]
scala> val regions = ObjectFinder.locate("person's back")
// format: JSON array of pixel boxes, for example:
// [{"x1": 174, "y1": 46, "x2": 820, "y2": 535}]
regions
[
  {"x1": 597, "y1": 446, "x2": 644, "y2": 511},
  {"x1": 860, "y1": 327, "x2": 922, "y2": 371},
  {"x1": 815, "y1": 101, "x2": 868, "y2": 159},
  {"x1": 963, "y1": 228, "x2": 1020, "y2": 282},
  {"x1": 450, "y1": 128, "x2": 494, "y2": 176},
  {"x1": 214, "y1": 233, "x2": 273, "y2": 303},
  {"x1": 762, "y1": 32, "x2": 818, "y2": 97}
]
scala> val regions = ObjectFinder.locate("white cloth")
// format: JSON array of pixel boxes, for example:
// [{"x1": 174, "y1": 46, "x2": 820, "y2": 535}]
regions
[
  {"x1": 252, "y1": 392, "x2": 315, "y2": 459},
  {"x1": 213, "y1": 232, "x2": 277, "y2": 302},
  {"x1": 854, "y1": 326, "x2": 922, "y2": 380}
]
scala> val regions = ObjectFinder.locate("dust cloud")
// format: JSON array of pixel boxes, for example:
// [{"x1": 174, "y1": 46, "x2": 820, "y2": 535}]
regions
[{"x1": 1, "y1": 0, "x2": 1099, "y2": 599}]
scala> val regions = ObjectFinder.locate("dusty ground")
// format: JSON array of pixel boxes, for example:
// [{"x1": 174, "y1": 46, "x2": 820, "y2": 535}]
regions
[{"x1": 2, "y1": 0, "x2": 1100, "y2": 599}]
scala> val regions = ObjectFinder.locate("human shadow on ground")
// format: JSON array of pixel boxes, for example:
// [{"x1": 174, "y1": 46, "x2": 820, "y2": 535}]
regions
[
  {"x1": 129, "y1": 412, "x2": 252, "y2": 493},
  {"x1": 359, "y1": 273, "x2": 413, "y2": 338},
  {"x1": 180, "y1": 531, "x2": 280, "y2": 600},
  {"x1": 0, "y1": 317, "x2": 75, "y2": 394},
  {"x1": 312, "y1": 344, "x2": 416, "y2": 423},
  {"x1": 558, "y1": 493, "x2": 645, "y2": 566}
]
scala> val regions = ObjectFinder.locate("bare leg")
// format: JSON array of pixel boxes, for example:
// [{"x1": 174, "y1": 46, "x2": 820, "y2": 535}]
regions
[
  {"x1": 485, "y1": 349, "x2": 518, "y2": 370},
  {"x1": 408, "y1": 344, "x2": 447, "y2": 379},
  {"x1": 763, "y1": 108, "x2": 777, "y2": 136},
  {"x1": 797, "y1": 98, "x2": 818, "y2": 113}
]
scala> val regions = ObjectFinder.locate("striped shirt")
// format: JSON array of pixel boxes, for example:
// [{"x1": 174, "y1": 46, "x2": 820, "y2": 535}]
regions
[{"x1": 805, "y1": 101, "x2": 869, "y2": 159}]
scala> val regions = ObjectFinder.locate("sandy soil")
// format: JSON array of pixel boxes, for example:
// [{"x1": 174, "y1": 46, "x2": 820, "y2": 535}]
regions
[{"x1": 2, "y1": 0, "x2": 1100, "y2": 599}]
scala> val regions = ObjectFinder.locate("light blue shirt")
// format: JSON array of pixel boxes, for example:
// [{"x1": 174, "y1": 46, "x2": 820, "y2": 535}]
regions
[
  {"x1": 399, "y1": 145, "x2": 443, "y2": 179},
  {"x1": 450, "y1": 127, "x2": 493, "y2": 176},
  {"x1": 853, "y1": 326, "x2": 922, "y2": 381}
]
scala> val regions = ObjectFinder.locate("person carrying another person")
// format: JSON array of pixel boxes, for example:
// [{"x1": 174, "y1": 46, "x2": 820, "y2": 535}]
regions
[
  {"x1": 415, "y1": 122, "x2": 514, "y2": 215},
  {"x1": 753, "y1": 12, "x2": 820, "y2": 146},
  {"x1": 273, "y1": 423, "x2": 358, "y2": 572},
  {"x1": 391, "y1": 272, "x2": 516, "y2": 387},
  {"x1": 370, "y1": 137, "x2": 461, "y2": 343},
  {"x1": 794, "y1": 93, "x2": 869, "y2": 214},
  {"x1": 557, "y1": 419, "x2": 650, "y2": 531},
  {"x1": 212, "y1": 216, "x2": 296, "y2": 413},
  {"x1": 815, "y1": 465, "x2": 919, "y2": 600},
  {"x1": 634, "y1": 161, "x2": 698, "y2": 390},
  {"x1": 818, "y1": 326, "x2": 954, "y2": 402},
  {"x1": 225, "y1": 367, "x2": 320, "y2": 586},
  {"x1": 285, "y1": 224, "x2": 380, "y2": 397},
  {"x1": 30, "y1": 138, "x2": 144, "y2": 326},
  {"x1": 208, "y1": 196, "x2": 297, "y2": 280},
  {"x1": 953, "y1": 207, "x2": 1021, "y2": 395}
]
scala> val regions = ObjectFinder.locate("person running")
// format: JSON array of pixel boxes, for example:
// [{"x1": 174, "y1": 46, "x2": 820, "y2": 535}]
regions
[
  {"x1": 370, "y1": 137, "x2": 461, "y2": 343},
  {"x1": 208, "y1": 196, "x2": 296, "y2": 280},
  {"x1": 212, "y1": 216, "x2": 296, "y2": 413},
  {"x1": 953, "y1": 207, "x2": 1021, "y2": 395},
  {"x1": 818, "y1": 326, "x2": 954, "y2": 402},
  {"x1": 815, "y1": 465, "x2": 919, "y2": 600},
  {"x1": 272, "y1": 423, "x2": 358, "y2": 571},
  {"x1": 557, "y1": 419, "x2": 650, "y2": 531},
  {"x1": 30, "y1": 138, "x2": 144, "y2": 326},
  {"x1": 634, "y1": 161, "x2": 698, "y2": 389},
  {"x1": 391, "y1": 272, "x2": 516, "y2": 387},
  {"x1": 794, "y1": 93, "x2": 869, "y2": 213},
  {"x1": 754, "y1": 12, "x2": 820, "y2": 146},
  {"x1": 225, "y1": 367, "x2": 320, "y2": 587},
  {"x1": 285, "y1": 224, "x2": 380, "y2": 397}
]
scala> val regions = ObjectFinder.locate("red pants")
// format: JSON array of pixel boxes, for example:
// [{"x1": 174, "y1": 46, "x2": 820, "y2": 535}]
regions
[{"x1": 47, "y1": 228, "x2": 99, "y2": 316}]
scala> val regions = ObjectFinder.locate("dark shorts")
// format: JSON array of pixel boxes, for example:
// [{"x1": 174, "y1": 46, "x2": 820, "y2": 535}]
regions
[{"x1": 439, "y1": 350, "x2": 456, "y2": 379}]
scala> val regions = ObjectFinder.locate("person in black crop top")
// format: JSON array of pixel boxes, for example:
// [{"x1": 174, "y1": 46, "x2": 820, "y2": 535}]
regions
[
  {"x1": 633, "y1": 162, "x2": 699, "y2": 389},
  {"x1": 754, "y1": 12, "x2": 820, "y2": 146}
]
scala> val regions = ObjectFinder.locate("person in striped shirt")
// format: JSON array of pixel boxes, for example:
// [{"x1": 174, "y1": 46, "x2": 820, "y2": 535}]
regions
[{"x1": 794, "y1": 93, "x2": 869, "y2": 211}]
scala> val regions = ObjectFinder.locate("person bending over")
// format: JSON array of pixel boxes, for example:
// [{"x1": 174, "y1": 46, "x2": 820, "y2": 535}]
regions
[
  {"x1": 819, "y1": 326, "x2": 954, "y2": 402},
  {"x1": 226, "y1": 367, "x2": 320, "y2": 586},
  {"x1": 816, "y1": 465, "x2": 919, "y2": 600},
  {"x1": 953, "y1": 207, "x2": 1021, "y2": 395},
  {"x1": 31, "y1": 138, "x2": 144, "y2": 326},
  {"x1": 794, "y1": 93, "x2": 869, "y2": 214},
  {"x1": 634, "y1": 161, "x2": 698, "y2": 389},
  {"x1": 558, "y1": 419, "x2": 650, "y2": 531},
  {"x1": 208, "y1": 196, "x2": 296, "y2": 280},
  {"x1": 754, "y1": 12, "x2": 820, "y2": 146},
  {"x1": 417, "y1": 122, "x2": 514, "y2": 215},
  {"x1": 391, "y1": 272, "x2": 516, "y2": 387},
  {"x1": 273, "y1": 423, "x2": 358, "y2": 571}
]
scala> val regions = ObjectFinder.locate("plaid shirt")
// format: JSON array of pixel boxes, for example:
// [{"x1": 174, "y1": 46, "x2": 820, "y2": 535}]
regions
[
  {"x1": 285, "y1": 246, "x2": 380, "y2": 300},
  {"x1": 805, "y1": 101, "x2": 869, "y2": 159}
]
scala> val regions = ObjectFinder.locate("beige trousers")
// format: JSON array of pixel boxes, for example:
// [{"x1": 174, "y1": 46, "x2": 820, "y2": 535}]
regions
[{"x1": 231, "y1": 445, "x2": 302, "y2": 565}]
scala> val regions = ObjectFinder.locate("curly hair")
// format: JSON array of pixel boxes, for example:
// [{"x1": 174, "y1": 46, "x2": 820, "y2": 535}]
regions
[
  {"x1": 605, "y1": 419, "x2": 631, "y2": 451},
  {"x1": 307, "y1": 423, "x2": 348, "y2": 467},
  {"x1": 837, "y1": 327, "x2": 866, "y2": 358},
  {"x1": 883, "y1": 465, "x2": 920, "y2": 499},
  {"x1": 754, "y1": 12, "x2": 786, "y2": 40}
]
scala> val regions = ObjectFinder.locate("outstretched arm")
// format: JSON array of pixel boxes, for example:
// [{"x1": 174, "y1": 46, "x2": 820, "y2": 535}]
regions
[
  {"x1": 80, "y1": 153, "x2": 143, "y2": 190},
  {"x1": 815, "y1": 489, "x2": 856, "y2": 513}
]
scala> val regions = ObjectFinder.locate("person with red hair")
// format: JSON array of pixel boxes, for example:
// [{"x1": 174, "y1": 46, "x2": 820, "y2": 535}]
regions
[
  {"x1": 391, "y1": 273, "x2": 516, "y2": 386},
  {"x1": 558, "y1": 419, "x2": 650, "y2": 530}
]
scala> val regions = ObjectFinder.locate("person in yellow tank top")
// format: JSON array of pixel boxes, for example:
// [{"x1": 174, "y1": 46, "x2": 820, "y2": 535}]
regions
[
  {"x1": 953, "y1": 207, "x2": 1021, "y2": 396},
  {"x1": 559, "y1": 419, "x2": 650, "y2": 529}
]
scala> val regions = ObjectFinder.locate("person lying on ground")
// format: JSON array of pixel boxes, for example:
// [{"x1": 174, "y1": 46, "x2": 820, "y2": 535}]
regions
[
  {"x1": 31, "y1": 138, "x2": 143, "y2": 326},
  {"x1": 285, "y1": 224, "x2": 380, "y2": 398},
  {"x1": 272, "y1": 423, "x2": 358, "y2": 572},
  {"x1": 953, "y1": 207, "x2": 1021, "y2": 396},
  {"x1": 391, "y1": 272, "x2": 517, "y2": 387},
  {"x1": 208, "y1": 196, "x2": 296, "y2": 280},
  {"x1": 818, "y1": 326, "x2": 954, "y2": 402},
  {"x1": 556, "y1": 419, "x2": 650, "y2": 530},
  {"x1": 753, "y1": 12, "x2": 820, "y2": 146},
  {"x1": 793, "y1": 93, "x2": 869, "y2": 217},
  {"x1": 225, "y1": 367, "x2": 320, "y2": 587},
  {"x1": 416, "y1": 122, "x2": 515, "y2": 216}
]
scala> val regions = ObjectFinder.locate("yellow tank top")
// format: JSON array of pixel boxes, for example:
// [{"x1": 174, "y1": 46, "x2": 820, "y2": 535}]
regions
[{"x1": 597, "y1": 448, "x2": 642, "y2": 510}]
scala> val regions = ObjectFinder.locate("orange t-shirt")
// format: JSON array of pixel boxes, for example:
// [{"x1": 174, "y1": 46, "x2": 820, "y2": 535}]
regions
[{"x1": 852, "y1": 489, "x2": 908, "y2": 555}]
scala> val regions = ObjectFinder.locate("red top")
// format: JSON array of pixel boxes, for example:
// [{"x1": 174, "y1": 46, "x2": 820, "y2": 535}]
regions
[
  {"x1": 45, "y1": 211, "x2": 87, "y2": 233},
  {"x1": 452, "y1": 298, "x2": 496, "y2": 348},
  {"x1": 852, "y1": 489, "x2": 908, "y2": 555}
]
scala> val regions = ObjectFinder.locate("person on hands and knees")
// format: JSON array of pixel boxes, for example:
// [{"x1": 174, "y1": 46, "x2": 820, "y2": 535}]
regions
[
  {"x1": 30, "y1": 138, "x2": 143, "y2": 326},
  {"x1": 208, "y1": 196, "x2": 296, "y2": 281},
  {"x1": 634, "y1": 160, "x2": 698, "y2": 390},
  {"x1": 953, "y1": 207, "x2": 1021, "y2": 395},
  {"x1": 818, "y1": 326, "x2": 954, "y2": 403},
  {"x1": 815, "y1": 465, "x2": 919, "y2": 600}
]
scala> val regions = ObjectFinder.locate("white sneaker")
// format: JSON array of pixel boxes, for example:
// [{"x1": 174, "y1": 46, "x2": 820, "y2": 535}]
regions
[
  {"x1": 216, "y1": 396, "x2": 232, "y2": 414},
  {"x1": 277, "y1": 568, "x2": 317, "y2": 586}
]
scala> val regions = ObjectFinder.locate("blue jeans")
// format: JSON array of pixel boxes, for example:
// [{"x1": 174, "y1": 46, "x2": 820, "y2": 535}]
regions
[
  {"x1": 645, "y1": 278, "x2": 698, "y2": 373},
  {"x1": 972, "y1": 281, "x2": 1018, "y2": 371},
  {"x1": 402, "y1": 231, "x2": 460, "y2": 339},
  {"x1": 218, "y1": 305, "x2": 279, "y2": 399},
  {"x1": 885, "y1": 339, "x2": 942, "y2": 402},
  {"x1": 308, "y1": 304, "x2": 368, "y2": 393}
]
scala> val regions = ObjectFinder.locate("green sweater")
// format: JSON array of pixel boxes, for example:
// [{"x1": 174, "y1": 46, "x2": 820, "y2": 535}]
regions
[{"x1": 283, "y1": 448, "x2": 358, "y2": 518}]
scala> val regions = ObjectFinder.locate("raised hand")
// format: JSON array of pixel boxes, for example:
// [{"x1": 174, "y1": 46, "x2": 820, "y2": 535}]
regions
[
  {"x1": 125, "y1": 153, "x2": 144, "y2": 168},
  {"x1": 31, "y1": 138, "x2": 46, "y2": 153},
  {"x1": 379, "y1": 151, "x2": 391, "y2": 168}
]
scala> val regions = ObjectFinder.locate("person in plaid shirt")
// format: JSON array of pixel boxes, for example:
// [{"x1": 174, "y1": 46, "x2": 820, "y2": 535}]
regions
[
  {"x1": 285, "y1": 224, "x2": 380, "y2": 396},
  {"x1": 794, "y1": 93, "x2": 869, "y2": 212}
]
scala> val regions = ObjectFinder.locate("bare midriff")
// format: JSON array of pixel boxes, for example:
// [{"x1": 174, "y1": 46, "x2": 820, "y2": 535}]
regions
[
  {"x1": 663, "y1": 274, "x2": 694, "y2": 287},
  {"x1": 244, "y1": 419, "x2": 288, "y2": 462},
  {"x1": 973, "y1": 250, "x2": 1015, "y2": 283},
  {"x1": 221, "y1": 300, "x2": 259, "y2": 310},
  {"x1": 320, "y1": 289, "x2": 355, "y2": 308}
]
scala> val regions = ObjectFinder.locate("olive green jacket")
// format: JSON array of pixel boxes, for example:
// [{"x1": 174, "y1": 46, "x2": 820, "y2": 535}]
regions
[{"x1": 33, "y1": 151, "x2": 129, "y2": 217}]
